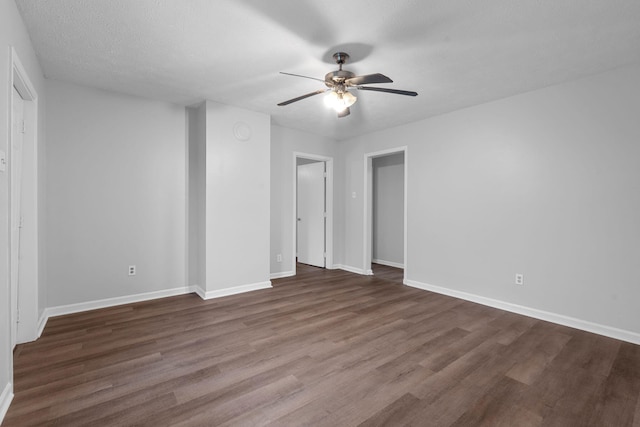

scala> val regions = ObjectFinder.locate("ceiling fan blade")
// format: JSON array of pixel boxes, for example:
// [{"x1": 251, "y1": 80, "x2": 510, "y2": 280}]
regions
[
  {"x1": 357, "y1": 86, "x2": 418, "y2": 96},
  {"x1": 338, "y1": 107, "x2": 350, "y2": 118},
  {"x1": 346, "y1": 73, "x2": 393, "y2": 86},
  {"x1": 277, "y1": 90, "x2": 327, "y2": 106},
  {"x1": 280, "y1": 72, "x2": 326, "y2": 83}
]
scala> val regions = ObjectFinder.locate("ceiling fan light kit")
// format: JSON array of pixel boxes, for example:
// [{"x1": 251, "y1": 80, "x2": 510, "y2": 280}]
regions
[
  {"x1": 324, "y1": 90, "x2": 357, "y2": 113},
  {"x1": 278, "y1": 52, "x2": 417, "y2": 118}
]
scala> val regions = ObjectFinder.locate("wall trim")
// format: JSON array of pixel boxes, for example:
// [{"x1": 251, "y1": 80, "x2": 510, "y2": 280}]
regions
[
  {"x1": 9, "y1": 46, "x2": 40, "y2": 350},
  {"x1": 196, "y1": 281, "x2": 272, "y2": 300},
  {"x1": 38, "y1": 287, "x2": 197, "y2": 335},
  {"x1": 270, "y1": 271, "x2": 295, "y2": 280},
  {"x1": 0, "y1": 382, "x2": 13, "y2": 425},
  {"x1": 363, "y1": 146, "x2": 408, "y2": 284},
  {"x1": 44, "y1": 286, "x2": 196, "y2": 320},
  {"x1": 372, "y1": 259, "x2": 405, "y2": 269},
  {"x1": 194, "y1": 285, "x2": 206, "y2": 300},
  {"x1": 36, "y1": 310, "x2": 48, "y2": 339},
  {"x1": 292, "y1": 152, "x2": 334, "y2": 278},
  {"x1": 405, "y1": 279, "x2": 640, "y2": 345},
  {"x1": 335, "y1": 264, "x2": 374, "y2": 276}
]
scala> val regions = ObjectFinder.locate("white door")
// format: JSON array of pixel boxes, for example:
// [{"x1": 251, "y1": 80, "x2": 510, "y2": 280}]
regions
[
  {"x1": 297, "y1": 162, "x2": 325, "y2": 267},
  {"x1": 11, "y1": 86, "x2": 25, "y2": 349}
]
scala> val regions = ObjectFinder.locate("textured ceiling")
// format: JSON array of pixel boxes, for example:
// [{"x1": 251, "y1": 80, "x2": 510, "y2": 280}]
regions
[{"x1": 15, "y1": 0, "x2": 640, "y2": 140}]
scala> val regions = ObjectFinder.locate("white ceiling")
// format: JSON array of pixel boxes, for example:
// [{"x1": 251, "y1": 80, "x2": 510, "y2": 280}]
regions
[{"x1": 15, "y1": 0, "x2": 640, "y2": 140}]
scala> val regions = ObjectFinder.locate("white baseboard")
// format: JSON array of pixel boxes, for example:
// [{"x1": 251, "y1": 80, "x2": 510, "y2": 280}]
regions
[
  {"x1": 39, "y1": 281, "x2": 273, "y2": 334},
  {"x1": 44, "y1": 286, "x2": 196, "y2": 320},
  {"x1": 335, "y1": 264, "x2": 374, "y2": 276},
  {"x1": 36, "y1": 310, "x2": 48, "y2": 339},
  {"x1": 196, "y1": 281, "x2": 272, "y2": 300},
  {"x1": 0, "y1": 382, "x2": 13, "y2": 425},
  {"x1": 405, "y1": 279, "x2": 640, "y2": 345},
  {"x1": 372, "y1": 259, "x2": 405, "y2": 269},
  {"x1": 194, "y1": 285, "x2": 206, "y2": 300},
  {"x1": 270, "y1": 271, "x2": 295, "y2": 279}
]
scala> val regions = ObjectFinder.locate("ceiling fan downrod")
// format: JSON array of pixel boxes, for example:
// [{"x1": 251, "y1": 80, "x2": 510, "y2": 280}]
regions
[
  {"x1": 333, "y1": 52, "x2": 350, "y2": 70},
  {"x1": 325, "y1": 52, "x2": 355, "y2": 88}
]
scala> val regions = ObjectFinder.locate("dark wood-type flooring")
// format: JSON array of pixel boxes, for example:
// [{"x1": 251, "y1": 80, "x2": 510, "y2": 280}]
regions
[{"x1": 4, "y1": 263, "x2": 640, "y2": 426}]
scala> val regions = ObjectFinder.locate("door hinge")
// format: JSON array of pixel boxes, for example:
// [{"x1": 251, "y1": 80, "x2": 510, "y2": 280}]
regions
[
  {"x1": 323, "y1": 252, "x2": 327, "y2": 258},
  {"x1": 323, "y1": 212, "x2": 327, "y2": 218},
  {"x1": 323, "y1": 172, "x2": 327, "y2": 178},
  {"x1": 17, "y1": 308, "x2": 20, "y2": 323},
  {"x1": 20, "y1": 119, "x2": 26, "y2": 134}
]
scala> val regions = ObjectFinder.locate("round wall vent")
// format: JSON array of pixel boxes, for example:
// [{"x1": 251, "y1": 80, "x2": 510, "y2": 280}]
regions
[{"x1": 233, "y1": 121, "x2": 252, "y2": 141}]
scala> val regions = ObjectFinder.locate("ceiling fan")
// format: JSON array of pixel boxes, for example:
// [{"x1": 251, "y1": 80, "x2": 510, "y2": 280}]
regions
[{"x1": 277, "y1": 52, "x2": 418, "y2": 118}]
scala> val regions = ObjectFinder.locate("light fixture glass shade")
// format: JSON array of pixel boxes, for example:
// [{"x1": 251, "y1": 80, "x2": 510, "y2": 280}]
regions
[{"x1": 324, "y1": 90, "x2": 357, "y2": 112}]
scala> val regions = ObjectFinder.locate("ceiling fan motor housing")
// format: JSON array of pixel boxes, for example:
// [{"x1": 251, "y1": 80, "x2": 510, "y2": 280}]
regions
[
  {"x1": 325, "y1": 52, "x2": 355, "y2": 89},
  {"x1": 325, "y1": 70, "x2": 355, "y2": 88}
]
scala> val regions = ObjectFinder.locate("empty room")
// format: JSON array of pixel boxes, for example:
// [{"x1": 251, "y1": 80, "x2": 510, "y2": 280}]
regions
[{"x1": 1, "y1": 1, "x2": 640, "y2": 425}]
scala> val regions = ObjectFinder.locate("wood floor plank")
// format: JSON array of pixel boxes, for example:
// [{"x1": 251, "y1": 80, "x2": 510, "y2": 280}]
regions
[
  {"x1": 357, "y1": 392, "x2": 422, "y2": 427},
  {"x1": 505, "y1": 329, "x2": 572, "y2": 386},
  {"x1": 4, "y1": 262, "x2": 640, "y2": 426},
  {"x1": 634, "y1": 391, "x2": 640, "y2": 427},
  {"x1": 323, "y1": 365, "x2": 435, "y2": 427},
  {"x1": 579, "y1": 342, "x2": 640, "y2": 426},
  {"x1": 450, "y1": 376, "x2": 543, "y2": 427}
]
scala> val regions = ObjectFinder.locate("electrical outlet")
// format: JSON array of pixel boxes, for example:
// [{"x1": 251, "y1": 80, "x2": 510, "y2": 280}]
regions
[
  {"x1": 129, "y1": 265, "x2": 136, "y2": 276},
  {"x1": 276, "y1": 254, "x2": 282, "y2": 262},
  {"x1": 515, "y1": 273, "x2": 524, "y2": 285}
]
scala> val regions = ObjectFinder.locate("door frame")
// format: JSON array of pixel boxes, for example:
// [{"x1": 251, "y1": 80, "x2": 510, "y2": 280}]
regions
[
  {"x1": 292, "y1": 152, "x2": 334, "y2": 274},
  {"x1": 363, "y1": 146, "x2": 408, "y2": 282},
  {"x1": 296, "y1": 161, "x2": 326, "y2": 268},
  {"x1": 9, "y1": 47, "x2": 39, "y2": 349}
]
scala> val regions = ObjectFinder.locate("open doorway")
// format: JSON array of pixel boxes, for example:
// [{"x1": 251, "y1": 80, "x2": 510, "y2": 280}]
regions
[
  {"x1": 364, "y1": 147, "x2": 407, "y2": 282},
  {"x1": 293, "y1": 153, "x2": 334, "y2": 274},
  {"x1": 297, "y1": 159, "x2": 325, "y2": 267},
  {"x1": 10, "y1": 86, "x2": 25, "y2": 350},
  {"x1": 9, "y1": 47, "x2": 40, "y2": 348}
]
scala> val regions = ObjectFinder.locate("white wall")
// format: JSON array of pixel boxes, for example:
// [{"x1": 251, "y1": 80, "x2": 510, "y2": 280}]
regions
[
  {"x1": 0, "y1": 0, "x2": 46, "y2": 420},
  {"x1": 339, "y1": 142, "x2": 367, "y2": 270},
  {"x1": 270, "y1": 125, "x2": 338, "y2": 277},
  {"x1": 372, "y1": 153, "x2": 404, "y2": 266},
  {"x1": 205, "y1": 101, "x2": 271, "y2": 292},
  {"x1": 45, "y1": 80, "x2": 187, "y2": 307},
  {"x1": 340, "y1": 64, "x2": 640, "y2": 339},
  {"x1": 187, "y1": 103, "x2": 206, "y2": 288}
]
